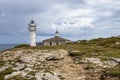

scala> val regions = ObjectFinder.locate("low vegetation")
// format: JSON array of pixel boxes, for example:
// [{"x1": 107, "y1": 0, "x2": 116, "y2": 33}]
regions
[
  {"x1": 0, "y1": 68, "x2": 13, "y2": 80},
  {"x1": 7, "y1": 75, "x2": 36, "y2": 80},
  {"x1": 13, "y1": 36, "x2": 120, "y2": 58},
  {"x1": 0, "y1": 36, "x2": 119, "y2": 80},
  {"x1": 14, "y1": 44, "x2": 30, "y2": 48},
  {"x1": 0, "y1": 61, "x2": 6, "y2": 67},
  {"x1": 37, "y1": 36, "x2": 120, "y2": 80},
  {"x1": 100, "y1": 65, "x2": 120, "y2": 79}
]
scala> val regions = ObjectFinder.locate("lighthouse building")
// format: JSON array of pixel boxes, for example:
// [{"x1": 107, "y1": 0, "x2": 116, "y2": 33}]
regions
[
  {"x1": 28, "y1": 20, "x2": 37, "y2": 46},
  {"x1": 42, "y1": 30, "x2": 70, "y2": 46},
  {"x1": 28, "y1": 20, "x2": 70, "y2": 46}
]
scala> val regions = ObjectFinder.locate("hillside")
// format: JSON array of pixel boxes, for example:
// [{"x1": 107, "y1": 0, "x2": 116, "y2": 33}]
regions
[{"x1": 0, "y1": 36, "x2": 120, "y2": 80}]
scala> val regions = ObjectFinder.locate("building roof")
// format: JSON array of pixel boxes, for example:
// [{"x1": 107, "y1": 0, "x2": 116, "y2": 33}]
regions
[
  {"x1": 117, "y1": 35, "x2": 120, "y2": 38},
  {"x1": 43, "y1": 36, "x2": 70, "y2": 42}
]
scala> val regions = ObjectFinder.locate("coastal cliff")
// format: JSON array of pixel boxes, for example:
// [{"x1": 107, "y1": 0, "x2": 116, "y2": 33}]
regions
[{"x1": 0, "y1": 47, "x2": 119, "y2": 80}]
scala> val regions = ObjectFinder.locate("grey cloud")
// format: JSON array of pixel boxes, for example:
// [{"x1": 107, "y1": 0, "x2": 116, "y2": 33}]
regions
[{"x1": 0, "y1": 0, "x2": 120, "y2": 43}]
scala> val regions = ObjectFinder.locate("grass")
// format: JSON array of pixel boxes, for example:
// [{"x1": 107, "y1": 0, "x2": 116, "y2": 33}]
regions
[
  {"x1": 7, "y1": 75, "x2": 24, "y2": 80},
  {"x1": 14, "y1": 44, "x2": 30, "y2": 48},
  {"x1": 7, "y1": 75, "x2": 36, "y2": 80},
  {"x1": 0, "y1": 61, "x2": 6, "y2": 67},
  {"x1": 0, "y1": 68, "x2": 14, "y2": 80},
  {"x1": 67, "y1": 44, "x2": 120, "y2": 58},
  {"x1": 103, "y1": 65, "x2": 120, "y2": 77},
  {"x1": 99, "y1": 57, "x2": 109, "y2": 61},
  {"x1": 12, "y1": 43, "x2": 120, "y2": 58},
  {"x1": 27, "y1": 71, "x2": 36, "y2": 76},
  {"x1": 84, "y1": 63, "x2": 97, "y2": 70},
  {"x1": 106, "y1": 68, "x2": 120, "y2": 77},
  {"x1": 11, "y1": 36, "x2": 120, "y2": 58},
  {"x1": 7, "y1": 37, "x2": 120, "y2": 59},
  {"x1": 44, "y1": 69, "x2": 54, "y2": 75},
  {"x1": 103, "y1": 49, "x2": 120, "y2": 58},
  {"x1": 69, "y1": 51, "x2": 86, "y2": 56},
  {"x1": 0, "y1": 37, "x2": 119, "y2": 80},
  {"x1": 58, "y1": 75, "x2": 65, "y2": 80}
]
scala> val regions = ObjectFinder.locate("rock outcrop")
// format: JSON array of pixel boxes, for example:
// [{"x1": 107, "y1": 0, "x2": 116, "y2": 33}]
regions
[
  {"x1": 0, "y1": 49, "x2": 85, "y2": 80},
  {"x1": 0, "y1": 48, "x2": 119, "y2": 80}
]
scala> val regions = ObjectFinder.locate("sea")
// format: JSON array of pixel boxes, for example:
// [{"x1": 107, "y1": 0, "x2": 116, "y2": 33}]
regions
[{"x1": 0, "y1": 44, "x2": 19, "y2": 51}]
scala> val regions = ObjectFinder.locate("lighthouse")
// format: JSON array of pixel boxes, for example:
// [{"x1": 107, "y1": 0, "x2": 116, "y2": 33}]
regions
[
  {"x1": 28, "y1": 20, "x2": 37, "y2": 46},
  {"x1": 55, "y1": 30, "x2": 59, "y2": 37}
]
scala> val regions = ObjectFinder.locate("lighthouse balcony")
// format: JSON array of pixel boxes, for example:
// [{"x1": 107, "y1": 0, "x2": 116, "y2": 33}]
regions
[{"x1": 28, "y1": 27, "x2": 36, "y2": 31}]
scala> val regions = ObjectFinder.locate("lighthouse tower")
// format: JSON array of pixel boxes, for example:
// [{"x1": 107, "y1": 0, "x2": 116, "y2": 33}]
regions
[
  {"x1": 28, "y1": 20, "x2": 37, "y2": 46},
  {"x1": 55, "y1": 30, "x2": 59, "y2": 37}
]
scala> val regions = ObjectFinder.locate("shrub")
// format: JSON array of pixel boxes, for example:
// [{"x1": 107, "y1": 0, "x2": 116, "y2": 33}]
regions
[
  {"x1": 7, "y1": 75, "x2": 24, "y2": 80},
  {"x1": 0, "y1": 61, "x2": 5, "y2": 67},
  {"x1": 0, "y1": 68, "x2": 13, "y2": 80},
  {"x1": 84, "y1": 63, "x2": 96, "y2": 70},
  {"x1": 100, "y1": 57, "x2": 109, "y2": 61},
  {"x1": 14, "y1": 44, "x2": 30, "y2": 48},
  {"x1": 79, "y1": 40, "x2": 88, "y2": 45},
  {"x1": 89, "y1": 38, "x2": 104, "y2": 44},
  {"x1": 104, "y1": 66, "x2": 120, "y2": 77},
  {"x1": 69, "y1": 51, "x2": 86, "y2": 56},
  {"x1": 7, "y1": 75, "x2": 36, "y2": 80}
]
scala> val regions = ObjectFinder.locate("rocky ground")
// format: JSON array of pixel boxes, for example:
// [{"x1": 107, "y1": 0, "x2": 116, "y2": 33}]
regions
[{"x1": 0, "y1": 48, "x2": 119, "y2": 80}]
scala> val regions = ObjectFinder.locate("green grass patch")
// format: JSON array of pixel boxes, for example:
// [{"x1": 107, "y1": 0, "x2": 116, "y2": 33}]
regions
[
  {"x1": 104, "y1": 66, "x2": 120, "y2": 77},
  {"x1": 7, "y1": 75, "x2": 36, "y2": 80},
  {"x1": 103, "y1": 49, "x2": 120, "y2": 58},
  {"x1": 14, "y1": 44, "x2": 30, "y2": 48},
  {"x1": 0, "y1": 68, "x2": 13, "y2": 80},
  {"x1": 69, "y1": 51, "x2": 86, "y2": 56},
  {"x1": 0, "y1": 61, "x2": 6, "y2": 67},
  {"x1": 84, "y1": 63, "x2": 97, "y2": 70}
]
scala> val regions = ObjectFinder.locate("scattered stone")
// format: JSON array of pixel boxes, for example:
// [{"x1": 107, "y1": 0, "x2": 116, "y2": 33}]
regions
[
  {"x1": 103, "y1": 61, "x2": 118, "y2": 68},
  {"x1": 75, "y1": 76, "x2": 86, "y2": 80},
  {"x1": 35, "y1": 71, "x2": 60, "y2": 80},
  {"x1": 110, "y1": 57, "x2": 120, "y2": 63},
  {"x1": 0, "y1": 66, "x2": 8, "y2": 72},
  {"x1": 46, "y1": 54, "x2": 63, "y2": 61},
  {"x1": 4, "y1": 71, "x2": 21, "y2": 80},
  {"x1": 13, "y1": 63, "x2": 25, "y2": 71},
  {"x1": 0, "y1": 49, "x2": 119, "y2": 80},
  {"x1": 81, "y1": 57, "x2": 102, "y2": 66}
]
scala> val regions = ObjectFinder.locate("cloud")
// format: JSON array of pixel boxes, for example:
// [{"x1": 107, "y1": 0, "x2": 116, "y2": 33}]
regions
[{"x1": 0, "y1": 0, "x2": 120, "y2": 43}]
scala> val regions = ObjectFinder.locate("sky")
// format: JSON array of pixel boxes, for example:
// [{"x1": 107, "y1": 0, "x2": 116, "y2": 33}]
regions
[{"x1": 0, "y1": 0, "x2": 120, "y2": 44}]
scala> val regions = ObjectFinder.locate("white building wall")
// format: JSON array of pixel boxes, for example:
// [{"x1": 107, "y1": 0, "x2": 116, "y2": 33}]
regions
[
  {"x1": 30, "y1": 31, "x2": 36, "y2": 46},
  {"x1": 51, "y1": 42, "x2": 56, "y2": 46},
  {"x1": 58, "y1": 42, "x2": 65, "y2": 45},
  {"x1": 43, "y1": 42, "x2": 50, "y2": 46},
  {"x1": 43, "y1": 41, "x2": 69, "y2": 46}
]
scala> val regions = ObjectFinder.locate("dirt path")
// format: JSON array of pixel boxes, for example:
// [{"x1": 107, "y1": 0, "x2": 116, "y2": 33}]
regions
[{"x1": 59, "y1": 55, "x2": 85, "y2": 80}]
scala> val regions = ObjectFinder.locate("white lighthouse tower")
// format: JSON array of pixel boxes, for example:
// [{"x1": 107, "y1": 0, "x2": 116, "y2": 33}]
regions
[{"x1": 28, "y1": 20, "x2": 37, "y2": 46}]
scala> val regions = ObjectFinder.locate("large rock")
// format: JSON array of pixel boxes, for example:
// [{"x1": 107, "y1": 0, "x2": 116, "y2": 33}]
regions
[
  {"x1": 13, "y1": 63, "x2": 25, "y2": 71},
  {"x1": 4, "y1": 71, "x2": 27, "y2": 80},
  {"x1": 110, "y1": 57, "x2": 120, "y2": 63},
  {"x1": 81, "y1": 57, "x2": 118, "y2": 68},
  {"x1": 35, "y1": 71, "x2": 60, "y2": 80},
  {"x1": 46, "y1": 54, "x2": 63, "y2": 61},
  {"x1": 20, "y1": 56, "x2": 37, "y2": 63},
  {"x1": 81, "y1": 57, "x2": 102, "y2": 66},
  {"x1": 4, "y1": 71, "x2": 21, "y2": 80},
  {"x1": 103, "y1": 61, "x2": 118, "y2": 68},
  {"x1": 0, "y1": 66, "x2": 8, "y2": 72}
]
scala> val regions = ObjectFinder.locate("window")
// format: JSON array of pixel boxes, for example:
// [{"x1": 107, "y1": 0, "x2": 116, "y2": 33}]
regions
[
  {"x1": 50, "y1": 42, "x2": 52, "y2": 46},
  {"x1": 56, "y1": 42, "x2": 59, "y2": 45}
]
